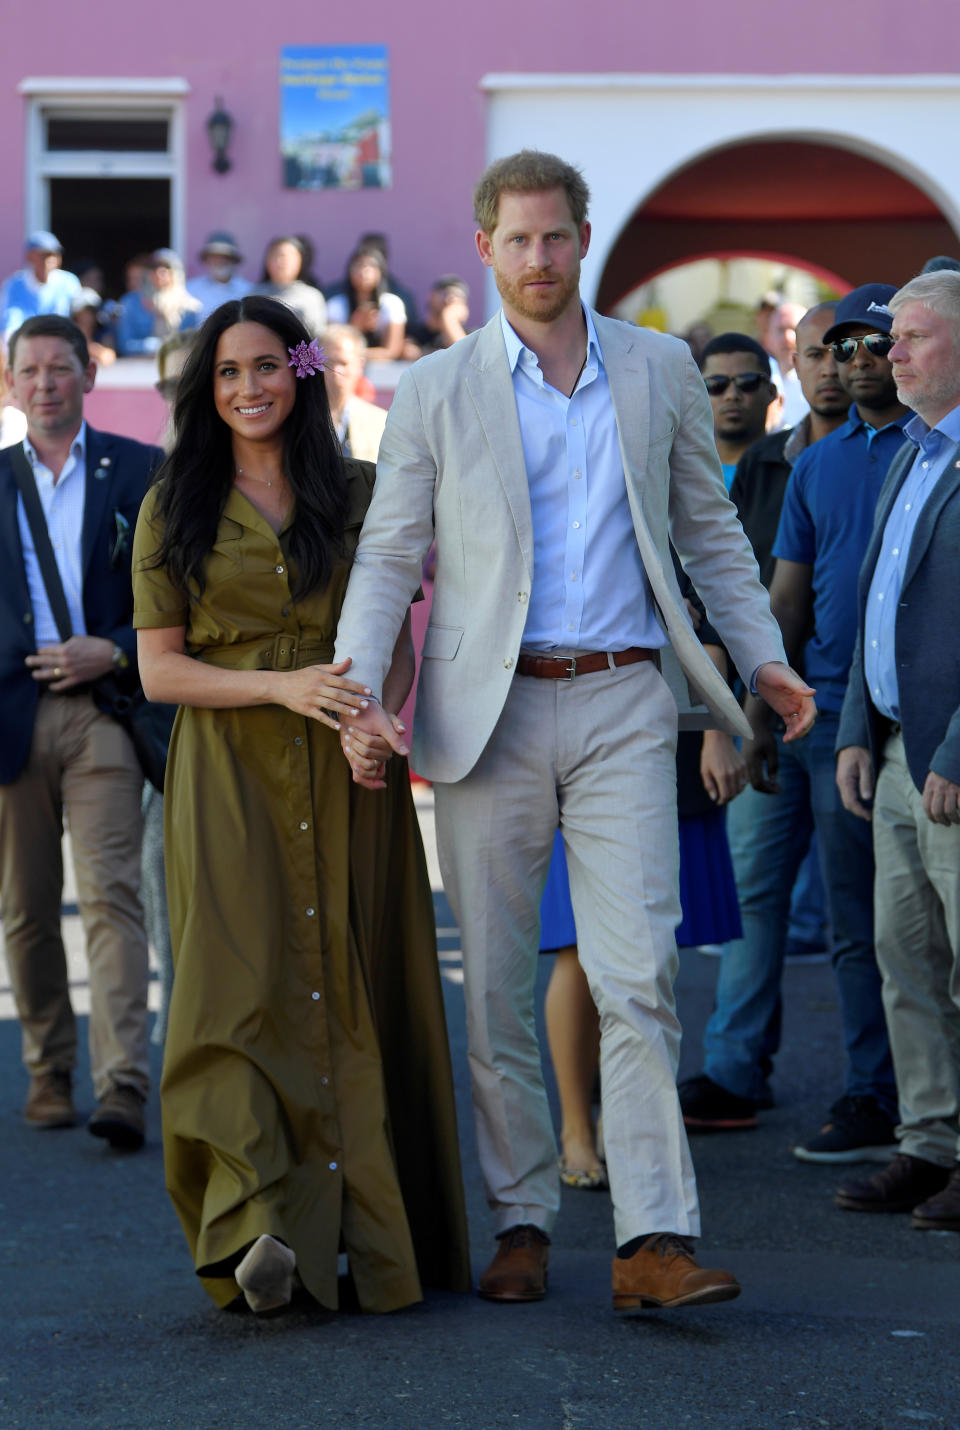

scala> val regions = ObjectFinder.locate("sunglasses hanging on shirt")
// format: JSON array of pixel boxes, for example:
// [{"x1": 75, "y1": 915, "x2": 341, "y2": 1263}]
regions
[{"x1": 830, "y1": 333, "x2": 895, "y2": 363}]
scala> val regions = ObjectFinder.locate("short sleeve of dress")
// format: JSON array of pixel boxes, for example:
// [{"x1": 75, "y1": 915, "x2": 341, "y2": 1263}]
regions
[{"x1": 132, "y1": 484, "x2": 190, "y2": 629}]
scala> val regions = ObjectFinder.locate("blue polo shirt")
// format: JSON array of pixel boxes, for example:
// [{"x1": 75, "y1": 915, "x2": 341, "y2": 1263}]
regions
[{"x1": 773, "y1": 404, "x2": 911, "y2": 712}]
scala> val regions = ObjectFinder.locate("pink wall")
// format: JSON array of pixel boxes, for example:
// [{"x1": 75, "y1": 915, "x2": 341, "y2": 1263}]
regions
[{"x1": 2, "y1": 1, "x2": 957, "y2": 313}]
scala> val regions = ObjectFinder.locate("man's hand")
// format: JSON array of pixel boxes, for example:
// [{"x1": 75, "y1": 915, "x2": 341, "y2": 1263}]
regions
[
  {"x1": 700, "y1": 729, "x2": 748, "y2": 805},
  {"x1": 341, "y1": 703, "x2": 409, "y2": 790},
  {"x1": 922, "y1": 771, "x2": 960, "y2": 826},
  {"x1": 836, "y1": 745, "x2": 874, "y2": 822},
  {"x1": 755, "y1": 661, "x2": 816, "y2": 742},
  {"x1": 26, "y1": 636, "x2": 115, "y2": 692}
]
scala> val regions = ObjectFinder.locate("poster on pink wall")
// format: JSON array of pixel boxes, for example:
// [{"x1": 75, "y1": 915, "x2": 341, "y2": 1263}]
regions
[{"x1": 280, "y1": 46, "x2": 391, "y2": 191}]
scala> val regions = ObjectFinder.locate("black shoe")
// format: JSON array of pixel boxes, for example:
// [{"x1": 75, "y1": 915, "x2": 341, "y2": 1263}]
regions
[
  {"x1": 678, "y1": 1074, "x2": 758, "y2": 1131},
  {"x1": 835, "y1": 1153, "x2": 951, "y2": 1213},
  {"x1": 793, "y1": 1094, "x2": 896, "y2": 1164}
]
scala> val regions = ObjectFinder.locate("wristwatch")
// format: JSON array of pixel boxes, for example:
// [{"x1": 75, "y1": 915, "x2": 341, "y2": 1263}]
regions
[{"x1": 111, "y1": 644, "x2": 130, "y2": 671}]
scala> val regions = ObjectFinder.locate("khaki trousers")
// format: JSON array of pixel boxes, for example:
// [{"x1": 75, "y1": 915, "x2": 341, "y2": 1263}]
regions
[
  {"x1": 435, "y1": 659, "x2": 700, "y2": 1246},
  {"x1": 873, "y1": 731, "x2": 960, "y2": 1166},
  {"x1": 0, "y1": 691, "x2": 150, "y2": 1098}
]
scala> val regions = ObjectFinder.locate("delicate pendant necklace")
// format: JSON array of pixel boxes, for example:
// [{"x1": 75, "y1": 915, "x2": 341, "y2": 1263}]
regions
[{"x1": 236, "y1": 465, "x2": 276, "y2": 489}]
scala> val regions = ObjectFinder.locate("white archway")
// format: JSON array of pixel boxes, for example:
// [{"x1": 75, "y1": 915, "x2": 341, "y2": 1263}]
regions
[{"x1": 479, "y1": 73, "x2": 960, "y2": 312}]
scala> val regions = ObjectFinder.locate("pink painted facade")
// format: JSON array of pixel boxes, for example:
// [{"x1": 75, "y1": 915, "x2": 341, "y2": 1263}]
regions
[{"x1": 2, "y1": 0, "x2": 958, "y2": 311}]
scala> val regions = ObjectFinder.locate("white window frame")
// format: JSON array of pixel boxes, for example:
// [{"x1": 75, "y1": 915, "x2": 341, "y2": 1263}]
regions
[{"x1": 18, "y1": 77, "x2": 190, "y2": 256}]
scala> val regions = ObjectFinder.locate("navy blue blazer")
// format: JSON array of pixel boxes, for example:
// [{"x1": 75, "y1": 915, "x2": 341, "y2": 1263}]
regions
[
  {"x1": 837, "y1": 434, "x2": 960, "y2": 791},
  {"x1": 0, "y1": 425, "x2": 163, "y2": 784}
]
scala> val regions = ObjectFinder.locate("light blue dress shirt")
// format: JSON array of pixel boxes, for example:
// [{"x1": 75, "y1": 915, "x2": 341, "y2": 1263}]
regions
[
  {"x1": 864, "y1": 404, "x2": 960, "y2": 720},
  {"x1": 500, "y1": 308, "x2": 664, "y2": 654},
  {"x1": 17, "y1": 422, "x2": 88, "y2": 645}
]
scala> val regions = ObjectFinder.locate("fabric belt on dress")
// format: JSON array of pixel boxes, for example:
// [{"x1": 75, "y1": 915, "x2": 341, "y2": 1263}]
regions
[
  {"x1": 197, "y1": 634, "x2": 334, "y2": 671},
  {"x1": 515, "y1": 647, "x2": 660, "y2": 681}
]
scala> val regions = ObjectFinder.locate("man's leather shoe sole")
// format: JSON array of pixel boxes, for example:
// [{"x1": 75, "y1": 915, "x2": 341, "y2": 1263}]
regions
[
  {"x1": 614, "y1": 1279, "x2": 741, "y2": 1312},
  {"x1": 477, "y1": 1279, "x2": 548, "y2": 1303}
]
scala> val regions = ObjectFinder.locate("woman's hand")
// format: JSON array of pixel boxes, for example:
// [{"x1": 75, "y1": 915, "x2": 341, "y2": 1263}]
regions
[
  {"x1": 700, "y1": 729, "x2": 749, "y2": 805},
  {"x1": 278, "y1": 658, "x2": 372, "y2": 729}
]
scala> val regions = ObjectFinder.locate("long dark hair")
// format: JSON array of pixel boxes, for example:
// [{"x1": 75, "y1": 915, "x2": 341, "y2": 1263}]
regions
[
  {"x1": 343, "y1": 245, "x2": 387, "y2": 312},
  {"x1": 150, "y1": 296, "x2": 348, "y2": 600}
]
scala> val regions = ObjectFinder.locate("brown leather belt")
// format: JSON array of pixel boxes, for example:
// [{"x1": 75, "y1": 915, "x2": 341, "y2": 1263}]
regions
[{"x1": 515, "y1": 647, "x2": 659, "y2": 680}]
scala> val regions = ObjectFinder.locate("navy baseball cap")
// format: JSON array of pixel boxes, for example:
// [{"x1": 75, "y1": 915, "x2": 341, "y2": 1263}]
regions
[{"x1": 822, "y1": 284, "x2": 897, "y2": 345}]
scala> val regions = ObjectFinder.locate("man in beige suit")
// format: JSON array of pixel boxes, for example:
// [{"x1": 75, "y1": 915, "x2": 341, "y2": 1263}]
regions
[
  {"x1": 321, "y1": 324, "x2": 387, "y2": 462},
  {"x1": 335, "y1": 152, "x2": 815, "y2": 1312}
]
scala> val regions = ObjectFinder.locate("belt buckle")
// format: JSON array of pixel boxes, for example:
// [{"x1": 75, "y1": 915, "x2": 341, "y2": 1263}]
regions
[
  {"x1": 562, "y1": 656, "x2": 577, "y2": 680},
  {"x1": 272, "y1": 634, "x2": 297, "y2": 670}
]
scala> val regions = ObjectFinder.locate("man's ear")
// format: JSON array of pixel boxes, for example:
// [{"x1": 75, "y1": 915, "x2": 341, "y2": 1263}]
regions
[{"x1": 475, "y1": 228, "x2": 494, "y2": 269}]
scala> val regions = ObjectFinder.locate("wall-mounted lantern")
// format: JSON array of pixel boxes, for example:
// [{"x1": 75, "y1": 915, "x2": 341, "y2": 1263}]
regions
[{"x1": 206, "y1": 97, "x2": 234, "y2": 175}]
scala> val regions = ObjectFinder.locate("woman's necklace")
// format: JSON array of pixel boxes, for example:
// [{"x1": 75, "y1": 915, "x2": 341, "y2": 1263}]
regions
[{"x1": 236, "y1": 465, "x2": 279, "y2": 489}]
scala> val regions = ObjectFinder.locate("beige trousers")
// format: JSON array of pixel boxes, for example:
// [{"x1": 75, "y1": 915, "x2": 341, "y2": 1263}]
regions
[
  {"x1": 434, "y1": 658, "x2": 700, "y2": 1246},
  {"x1": 873, "y1": 731, "x2": 960, "y2": 1166},
  {"x1": 0, "y1": 691, "x2": 150, "y2": 1098}
]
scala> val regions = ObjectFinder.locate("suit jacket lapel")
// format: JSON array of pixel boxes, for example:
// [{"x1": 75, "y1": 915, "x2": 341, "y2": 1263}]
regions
[
  {"x1": 0, "y1": 454, "x2": 30, "y2": 607},
  {"x1": 81, "y1": 426, "x2": 113, "y2": 579},
  {"x1": 594, "y1": 315, "x2": 651, "y2": 500},
  {"x1": 464, "y1": 315, "x2": 534, "y2": 577},
  {"x1": 903, "y1": 437, "x2": 960, "y2": 589}
]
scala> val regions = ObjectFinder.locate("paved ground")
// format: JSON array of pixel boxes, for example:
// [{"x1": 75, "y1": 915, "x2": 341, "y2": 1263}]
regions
[{"x1": 1, "y1": 794, "x2": 958, "y2": 1429}]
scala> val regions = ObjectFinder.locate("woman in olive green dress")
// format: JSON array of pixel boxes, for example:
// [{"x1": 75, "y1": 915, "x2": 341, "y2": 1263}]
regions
[{"x1": 132, "y1": 296, "x2": 470, "y2": 1315}]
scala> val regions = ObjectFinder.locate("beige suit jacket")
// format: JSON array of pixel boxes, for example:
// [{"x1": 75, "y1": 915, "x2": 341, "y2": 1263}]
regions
[
  {"x1": 345, "y1": 397, "x2": 388, "y2": 463},
  {"x1": 334, "y1": 310, "x2": 787, "y2": 784}
]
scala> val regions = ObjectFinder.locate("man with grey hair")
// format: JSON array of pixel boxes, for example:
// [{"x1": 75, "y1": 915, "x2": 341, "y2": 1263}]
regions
[{"x1": 835, "y1": 270, "x2": 960, "y2": 1231}]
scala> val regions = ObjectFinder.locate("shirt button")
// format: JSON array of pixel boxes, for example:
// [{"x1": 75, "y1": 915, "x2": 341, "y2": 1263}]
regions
[
  {"x1": 871, "y1": 640, "x2": 878, "y2": 648},
  {"x1": 570, "y1": 572, "x2": 578, "y2": 582},
  {"x1": 299, "y1": 820, "x2": 309, "y2": 830},
  {"x1": 306, "y1": 907, "x2": 315, "y2": 917},
  {"x1": 320, "y1": 1076, "x2": 329, "y2": 1086},
  {"x1": 573, "y1": 470, "x2": 582, "y2": 480},
  {"x1": 311, "y1": 991, "x2": 320, "y2": 1001},
  {"x1": 23, "y1": 612, "x2": 32, "y2": 624},
  {"x1": 892, "y1": 547, "x2": 899, "y2": 556},
  {"x1": 567, "y1": 623, "x2": 575, "y2": 632},
  {"x1": 281, "y1": 607, "x2": 290, "y2": 618},
  {"x1": 572, "y1": 521, "x2": 580, "y2": 529},
  {"x1": 922, "y1": 461, "x2": 929, "y2": 469},
  {"x1": 329, "y1": 1161, "x2": 338, "y2": 1172},
  {"x1": 904, "y1": 504, "x2": 911, "y2": 512},
  {"x1": 569, "y1": 418, "x2": 578, "y2": 427},
  {"x1": 518, "y1": 591, "x2": 528, "y2": 603},
  {"x1": 877, "y1": 593, "x2": 884, "y2": 601},
  {"x1": 294, "y1": 736, "x2": 303, "y2": 746},
  {"x1": 276, "y1": 564, "x2": 285, "y2": 574},
  {"x1": 504, "y1": 657, "x2": 514, "y2": 669}
]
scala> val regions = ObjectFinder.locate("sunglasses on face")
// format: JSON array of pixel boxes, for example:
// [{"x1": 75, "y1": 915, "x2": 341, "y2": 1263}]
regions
[
  {"x1": 703, "y1": 372, "x2": 766, "y2": 396},
  {"x1": 831, "y1": 333, "x2": 894, "y2": 363}
]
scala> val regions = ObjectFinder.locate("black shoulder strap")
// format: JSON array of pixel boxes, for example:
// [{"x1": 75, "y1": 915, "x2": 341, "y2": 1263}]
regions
[{"x1": 8, "y1": 443, "x2": 74, "y2": 641}]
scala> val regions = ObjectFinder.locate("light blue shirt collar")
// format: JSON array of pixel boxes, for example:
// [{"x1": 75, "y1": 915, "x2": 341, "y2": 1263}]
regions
[
  {"x1": 499, "y1": 305, "x2": 603, "y2": 379},
  {"x1": 24, "y1": 420, "x2": 87, "y2": 478},
  {"x1": 903, "y1": 402, "x2": 960, "y2": 451}
]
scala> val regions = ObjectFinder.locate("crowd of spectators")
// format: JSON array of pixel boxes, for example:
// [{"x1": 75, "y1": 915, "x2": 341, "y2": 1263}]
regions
[{"x1": 0, "y1": 226, "x2": 474, "y2": 365}]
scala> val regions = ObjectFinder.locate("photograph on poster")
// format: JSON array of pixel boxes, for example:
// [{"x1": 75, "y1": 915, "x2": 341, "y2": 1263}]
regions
[{"x1": 280, "y1": 45, "x2": 391, "y2": 190}]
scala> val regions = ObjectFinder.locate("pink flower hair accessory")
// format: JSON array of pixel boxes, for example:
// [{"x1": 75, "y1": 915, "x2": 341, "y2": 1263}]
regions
[{"x1": 287, "y1": 338, "x2": 325, "y2": 378}]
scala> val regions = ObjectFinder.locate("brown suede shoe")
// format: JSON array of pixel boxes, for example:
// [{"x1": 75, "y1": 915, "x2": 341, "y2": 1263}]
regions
[
  {"x1": 478, "y1": 1224, "x2": 550, "y2": 1302},
  {"x1": 911, "y1": 1165, "x2": 960, "y2": 1232},
  {"x1": 612, "y1": 1234, "x2": 741, "y2": 1311},
  {"x1": 23, "y1": 1070, "x2": 76, "y2": 1129},
  {"x1": 88, "y1": 1084, "x2": 146, "y2": 1151},
  {"x1": 834, "y1": 1153, "x2": 951, "y2": 1213}
]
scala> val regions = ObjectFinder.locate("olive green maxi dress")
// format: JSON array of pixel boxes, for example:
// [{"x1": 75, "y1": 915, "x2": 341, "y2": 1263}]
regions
[{"x1": 132, "y1": 462, "x2": 471, "y2": 1312}]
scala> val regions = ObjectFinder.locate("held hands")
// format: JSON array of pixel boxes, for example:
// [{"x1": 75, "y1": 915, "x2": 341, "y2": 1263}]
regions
[
  {"x1": 26, "y1": 636, "x2": 116, "y2": 692},
  {"x1": 340, "y1": 702, "x2": 409, "y2": 789},
  {"x1": 279, "y1": 658, "x2": 372, "y2": 730},
  {"x1": 755, "y1": 662, "x2": 816, "y2": 743},
  {"x1": 700, "y1": 729, "x2": 748, "y2": 805}
]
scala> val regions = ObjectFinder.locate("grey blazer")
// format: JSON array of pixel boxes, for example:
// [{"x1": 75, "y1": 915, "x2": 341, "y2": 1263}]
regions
[
  {"x1": 837, "y1": 434, "x2": 960, "y2": 790},
  {"x1": 334, "y1": 310, "x2": 786, "y2": 784}
]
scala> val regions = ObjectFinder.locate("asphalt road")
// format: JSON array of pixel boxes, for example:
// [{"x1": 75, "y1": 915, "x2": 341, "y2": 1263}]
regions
[{"x1": 1, "y1": 815, "x2": 959, "y2": 1430}]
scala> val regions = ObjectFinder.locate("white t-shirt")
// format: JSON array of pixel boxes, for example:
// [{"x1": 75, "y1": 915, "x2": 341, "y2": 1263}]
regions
[{"x1": 326, "y1": 290, "x2": 405, "y2": 341}]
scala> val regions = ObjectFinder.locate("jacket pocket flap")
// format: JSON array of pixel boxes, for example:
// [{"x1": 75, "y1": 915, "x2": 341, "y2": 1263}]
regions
[{"x1": 422, "y1": 623, "x2": 463, "y2": 660}]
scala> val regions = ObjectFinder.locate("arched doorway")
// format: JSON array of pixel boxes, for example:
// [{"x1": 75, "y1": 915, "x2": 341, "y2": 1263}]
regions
[{"x1": 596, "y1": 139, "x2": 959, "y2": 315}]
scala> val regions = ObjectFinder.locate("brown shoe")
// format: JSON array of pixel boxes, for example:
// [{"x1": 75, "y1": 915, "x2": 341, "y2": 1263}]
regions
[
  {"x1": 911, "y1": 1165, "x2": 960, "y2": 1231},
  {"x1": 612, "y1": 1234, "x2": 741, "y2": 1311},
  {"x1": 23, "y1": 1070, "x2": 76, "y2": 1129},
  {"x1": 478, "y1": 1224, "x2": 550, "y2": 1302},
  {"x1": 88, "y1": 1084, "x2": 146, "y2": 1150},
  {"x1": 834, "y1": 1153, "x2": 951, "y2": 1213}
]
